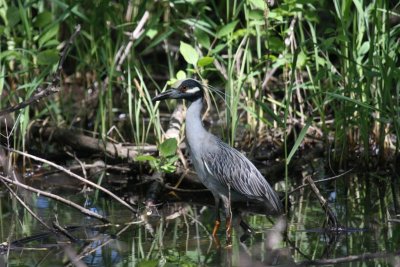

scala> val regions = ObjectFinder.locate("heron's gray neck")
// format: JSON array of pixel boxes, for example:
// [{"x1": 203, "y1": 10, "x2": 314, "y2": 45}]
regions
[{"x1": 186, "y1": 98, "x2": 207, "y2": 143}]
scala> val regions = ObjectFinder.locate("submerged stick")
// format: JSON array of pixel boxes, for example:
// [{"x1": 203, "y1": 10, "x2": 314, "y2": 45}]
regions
[
  {"x1": 0, "y1": 180, "x2": 52, "y2": 230},
  {"x1": 0, "y1": 174, "x2": 109, "y2": 222},
  {"x1": 2, "y1": 147, "x2": 137, "y2": 213},
  {"x1": 305, "y1": 175, "x2": 339, "y2": 227}
]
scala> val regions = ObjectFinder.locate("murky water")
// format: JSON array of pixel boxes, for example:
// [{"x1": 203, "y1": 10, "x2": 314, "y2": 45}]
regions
[{"x1": 0, "y1": 172, "x2": 399, "y2": 266}]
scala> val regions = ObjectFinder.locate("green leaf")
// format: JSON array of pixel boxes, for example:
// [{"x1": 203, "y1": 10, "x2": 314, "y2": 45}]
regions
[
  {"x1": 217, "y1": 20, "x2": 238, "y2": 38},
  {"x1": 287, "y1": 119, "x2": 312, "y2": 164},
  {"x1": 248, "y1": 10, "x2": 264, "y2": 20},
  {"x1": 159, "y1": 138, "x2": 178, "y2": 158},
  {"x1": 296, "y1": 50, "x2": 308, "y2": 68},
  {"x1": 34, "y1": 11, "x2": 52, "y2": 28},
  {"x1": 179, "y1": 41, "x2": 199, "y2": 65},
  {"x1": 161, "y1": 163, "x2": 176, "y2": 173},
  {"x1": 325, "y1": 92, "x2": 378, "y2": 111},
  {"x1": 6, "y1": 6, "x2": 20, "y2": 28},
  {"x1": 135, "y1": 155, "x2": 157, "y2": 162},
  {"x1": 145, "y1": 28, "x2": 158, "y2": 39},
  {"x1": 176, "y1": 70, "x2": 186, "y2": 80},
  {"x1": 197, "y1": 56, "x2": 214, "y2": 67},
  {"x1": 166, "y1": 155, "x2": 179, "y2": 164},
  {"x1": 39, "y1": 24, "x2": 59, "y2": 48},
  {"x1": 36, "y1": 49, "x2": 59, "y2": 65},
  {"x1": 249, "y1": 0, "x2": 266, "y2": 10},
  {"x1": 194, "y1": 28, "x2": 210, "y2": 48}
]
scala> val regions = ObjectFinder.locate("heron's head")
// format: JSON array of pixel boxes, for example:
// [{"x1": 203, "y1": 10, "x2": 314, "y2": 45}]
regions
[{"x1": 152, "y1": 79, "x2": 204, "y2": 103}]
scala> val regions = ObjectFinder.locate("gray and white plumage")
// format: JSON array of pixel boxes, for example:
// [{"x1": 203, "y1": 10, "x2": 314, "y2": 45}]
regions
[{"x1": 153, "y1": 79, "x2": 283, "y2": 218}]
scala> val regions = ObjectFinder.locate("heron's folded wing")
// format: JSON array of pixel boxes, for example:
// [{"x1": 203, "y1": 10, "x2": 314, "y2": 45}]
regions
[{"x1": 201, "y1": 141, "x2": 282, "y2": 213}]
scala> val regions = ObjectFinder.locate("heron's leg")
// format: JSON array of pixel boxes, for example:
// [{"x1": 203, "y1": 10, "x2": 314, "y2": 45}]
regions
[
  {"x1": 212, "y1": 196, "x2": 221, "y2": 237},
  {"x1": 222, "y1": 196, "x2": 233, "y2": 245}
]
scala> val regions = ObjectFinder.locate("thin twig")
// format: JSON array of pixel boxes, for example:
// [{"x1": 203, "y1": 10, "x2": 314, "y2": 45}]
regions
[
  {"x1": 299, "y1": 249, "x2": 400, "y2": 266},
  {"x1": 164, "y1": 183, "x2": 209, "y2": 193},
  {"x1": 3, "y1": 147, "x2": 137, "y2": 213},
  {"x1": 116, "y1": 11, "x2": 149, "y2": 71},
  {"x1": 305, "y1": 175, "x2": 338, "y2": 227},
  {"x1": 0, "y1": 180, "x2": 52, "y2": 231},
  {"x1": 288, "y1": 168, "x2": 354, "y2": 195},
  {"x1": 0, "y1": 174, "x2": 109, "y2": 222}
]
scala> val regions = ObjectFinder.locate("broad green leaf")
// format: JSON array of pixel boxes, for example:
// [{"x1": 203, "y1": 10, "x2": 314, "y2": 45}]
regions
[
  {"x1": 146, "y1": 28, "x2": 158, "y2": 39},
  {"x1": 249, "y1": 0, "x2": 266, "y2": 10},
  {"x1": 159, "y1": 138, "x2": 178, "y2": 158},
  {"x1": 194, "y1": 28, "x2": 210, "y2": 48},
  {"x1": 216, "y1": 20, "x2": 238, "y2": 38},
  {"x1": 248, "y1": 10, "x2": 264, "y2": 20},
  {"x1": 176, "y1": 70, "x2": 186, "y2": 80},
  {"x1": 6, "y1": 6, "x2": 20, "y2": 27},
  {"x1": 197, "y1": 56, "x2": 214, "y2": 67},
  {"x1": 167, "y1": 155, "x2": 179, "y2": 163},
  {"x1": 37, "y1": 49, "x2": 59, "y2": 65},
  {"x1": 296, "y1": 50, "x2": 308, "y2": 68},
  {"x1": 179, "y1": 41, "x2": 198, "y2": 65},
  {"x1": 135, "y1": 155, "x2": 157, "y2": 162},
  {"x1": 34, "y1": 11, "x2": 52, "y2": 28}
]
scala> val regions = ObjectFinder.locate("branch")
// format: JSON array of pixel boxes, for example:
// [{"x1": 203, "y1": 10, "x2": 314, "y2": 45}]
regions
[
  {"x1": 305, "y1": 175, "x2": 339, "y2": 227},
  {"x1": 2, "y1": 146, "x2": 137, "y2": 213},
  {"x1": 0, "y1": 174, "x2": 108, "y2": 222},
  {"x1": 116, "y1": 11, "x2": 149, "y2": 71}
]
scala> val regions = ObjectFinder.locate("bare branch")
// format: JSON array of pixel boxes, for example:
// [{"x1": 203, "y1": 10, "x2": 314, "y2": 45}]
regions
[
  {"x1": 0, "y1": 174, "x2": 108, "y2": 222},
  {"x1": 2, "y1": 146, "x2": 137, "y2": 213}
]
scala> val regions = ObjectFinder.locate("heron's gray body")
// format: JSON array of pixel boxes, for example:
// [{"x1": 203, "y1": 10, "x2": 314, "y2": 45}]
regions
[{"x1": 186, "y1": 98, "x2": 282, "y2": 215}]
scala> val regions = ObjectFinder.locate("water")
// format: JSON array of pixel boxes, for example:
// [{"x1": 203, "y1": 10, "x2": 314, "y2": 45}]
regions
[{"x1": 0, "y1": 172, "x2": 399, "y2": 266}]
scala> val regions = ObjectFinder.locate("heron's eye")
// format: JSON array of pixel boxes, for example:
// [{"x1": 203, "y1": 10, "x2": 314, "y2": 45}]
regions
[{"x1": 181, "y1": 86, "x2": 188, "y2": 92}]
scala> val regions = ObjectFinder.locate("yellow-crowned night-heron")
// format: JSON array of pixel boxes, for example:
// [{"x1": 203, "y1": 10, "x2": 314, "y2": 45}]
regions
[{"x1": 152, "y1": 79, "x2": 283, "y2": 243}]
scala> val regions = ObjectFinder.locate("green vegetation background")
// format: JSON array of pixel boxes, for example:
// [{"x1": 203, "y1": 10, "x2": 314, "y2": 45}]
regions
[{"x1": 1, "y1": 0, "x2": 399, "y2": 167}]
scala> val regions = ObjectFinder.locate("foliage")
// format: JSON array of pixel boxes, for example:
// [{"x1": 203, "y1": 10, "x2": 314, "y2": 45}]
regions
[
  {"x1": 0, "y1": 0, "x2": 399, "y2": 169},
  {"x1": 136, "y1": 138, "x2": 179, "y2": 173}
]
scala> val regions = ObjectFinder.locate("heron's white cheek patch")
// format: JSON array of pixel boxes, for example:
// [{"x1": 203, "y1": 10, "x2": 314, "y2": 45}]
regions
[{"x1": 186, "y1": 87, "x2": 200, "y2": 94}]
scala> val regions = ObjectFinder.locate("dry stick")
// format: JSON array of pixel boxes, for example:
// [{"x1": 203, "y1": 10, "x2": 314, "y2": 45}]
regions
[
  {"x1": 30, "y1": 126, "x2": 140, "y2": 159},
  {"x1": 0, "y1": 25, "x2": 81, "y2": 116},
  {"x1": 164, "y1": 183, "x2": 209, "y2": 193},
  {"x1": 66, "y1": 222, "x2": 136, "y2": 266},
  {"x1": 52, "y1": 221, "x2": 78, "y2": 243},
  {"x1": 0, "y1": 179, "x2": 52, "y2": 231},
  {"x1": 5, "y1": 147, "x2": 137, "y2": 213},
  {"x1": 305, "y1": 175, "x2": 338, "y2": 227},
  {"x1": 299, "y1": 249, "x2": 400, "y2": 266},
  {"x1": 288, "y1": 168, "x2": 354, "y2": 195},
  {"x1": 116, "y1": 11, "x2": 149, "y2": 71},
  {"x1": 0, "y1": 174, "x2": 108, "y2": 222}
]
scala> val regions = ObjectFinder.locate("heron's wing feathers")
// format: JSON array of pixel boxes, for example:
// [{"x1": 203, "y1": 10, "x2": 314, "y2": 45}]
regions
[{"x1": 202, "y1": 140, "x2": 282, "y2": 213}]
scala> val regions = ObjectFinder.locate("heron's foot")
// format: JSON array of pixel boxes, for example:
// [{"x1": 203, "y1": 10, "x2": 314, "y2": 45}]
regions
[
  {"x1": 226, "y1": 216, "x2": 232, "y2": 245},
  {"x1": 212, "y1": 219, "x2": 221, "y2": 237}
]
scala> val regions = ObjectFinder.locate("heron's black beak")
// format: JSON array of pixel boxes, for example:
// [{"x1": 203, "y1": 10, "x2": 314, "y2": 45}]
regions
[{"x1": 152, "y1": 89, "x2": 178, "y2": 102}]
